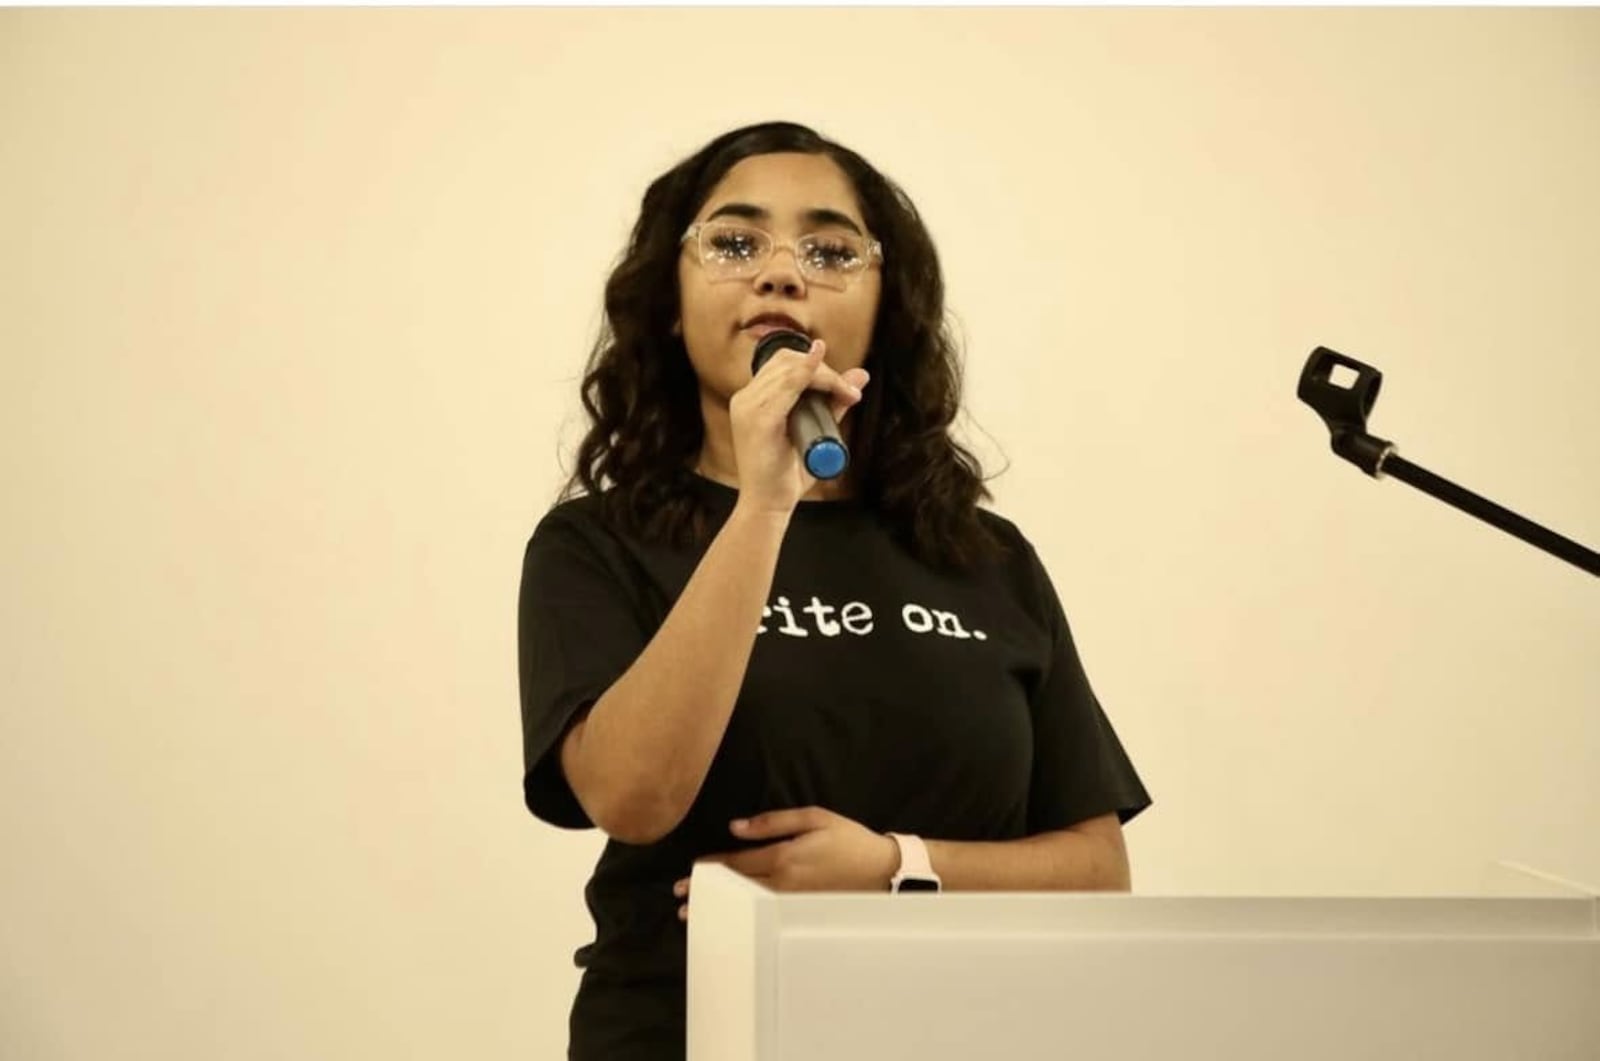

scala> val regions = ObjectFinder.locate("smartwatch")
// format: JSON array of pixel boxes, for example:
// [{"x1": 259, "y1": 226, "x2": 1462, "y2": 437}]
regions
[{"x1": 887, "y1": 833, "x2": 942, "y2": 893}]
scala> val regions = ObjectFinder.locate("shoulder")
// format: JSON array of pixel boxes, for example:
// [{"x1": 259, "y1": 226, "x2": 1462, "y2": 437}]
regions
[
  {"x1": 973, "y1": 506, "x2": 1045, "y2": 573},
  {"x1": 530, "y1": 490, "x2": 611, "y2": 540},
  {"x1": 974, "y1": 505, "x2": 1025, "y2": 547},
  {"x1": 522, "y1": 490, "x2": 625, "y2": 573},
  {"x1": 522, "y1": 486, "x2": 710, "y2": 598},
  {"x1": 971, "y1": 506, "x2": 1062, "y2": 624}
]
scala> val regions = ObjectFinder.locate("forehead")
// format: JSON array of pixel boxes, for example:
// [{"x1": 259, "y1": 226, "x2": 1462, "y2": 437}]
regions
[{"x1": 697, "y1": 152, "x2": 865, "y2": 229}]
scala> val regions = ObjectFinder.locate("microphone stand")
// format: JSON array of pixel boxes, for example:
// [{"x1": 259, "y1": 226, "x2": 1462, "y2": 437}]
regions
[{"x1": 1297, "y1": 347, "x2": 1599, "y2": 578}]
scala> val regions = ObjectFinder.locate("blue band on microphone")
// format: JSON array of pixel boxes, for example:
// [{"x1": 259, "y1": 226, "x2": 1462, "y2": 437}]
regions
[{"x1": 805, "y1": 438, "x2": 848, "y2": 480}]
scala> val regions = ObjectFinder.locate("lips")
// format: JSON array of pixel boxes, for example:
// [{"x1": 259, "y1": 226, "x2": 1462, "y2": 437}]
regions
[{"x1": 739, "y1": 313, "x2": 809, "y2": 338}]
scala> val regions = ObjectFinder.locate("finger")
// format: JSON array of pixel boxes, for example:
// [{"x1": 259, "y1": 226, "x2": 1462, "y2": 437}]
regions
[
  {"x1": 732, "y1": 807, "x2": 830, "y2": 840},
  {"x1": 749, "y1": 337, "x2": 827, "y2": 391},
  {"x1": 679, "y1": 872, "x2": 772, "y2": 922},
  {"x1": 720, "y1": 843, "x2": 786, "y2": 878},
  {"x1": 806, "y1": 357, "x2": 867, "y2": 429},
  {"x1": 775, "y1": 344, "x2": 868, "y2": 418},
  {"x1": 743, "y1": 342, "x2": 864, "y2": 435},
  {"x1": 827, "y1": 372, "x2": 868, "y2": 426},
  {"x1": 698, "y1": 849, "x2": 755, "y2": 875},
  {"x1": 736, "y1": 346, "x2": 829, "y2": 438},
  {"x1": 803, "y1": 351, "x2": 866, "y2": 406},
  {"x1": 672, "y1": 877, "x2": 690, "y2": 899}
]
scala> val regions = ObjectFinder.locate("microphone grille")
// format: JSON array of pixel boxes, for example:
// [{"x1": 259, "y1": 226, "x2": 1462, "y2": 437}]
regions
[{"x1": 751, "y1": 329, "x2": 812, "y2": 374}]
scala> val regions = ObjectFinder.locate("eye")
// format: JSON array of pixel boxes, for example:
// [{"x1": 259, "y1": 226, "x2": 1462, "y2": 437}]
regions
[
  {"x1": 706, "y1": 226, "x2": 764, "y2": 261},
  {"x1": 802, "y1": 236, "x2": 862, "y2": 271}
]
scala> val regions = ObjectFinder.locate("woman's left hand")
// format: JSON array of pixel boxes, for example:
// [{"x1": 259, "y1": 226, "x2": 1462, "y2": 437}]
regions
[{"x1": 672, "y1": 807, "x2": 900, "y2": 921}]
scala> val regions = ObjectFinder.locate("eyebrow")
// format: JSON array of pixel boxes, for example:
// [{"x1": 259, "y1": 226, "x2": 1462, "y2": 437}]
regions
[{"x1": 704, "y1": 202, "x2": 865, "y2": 237}]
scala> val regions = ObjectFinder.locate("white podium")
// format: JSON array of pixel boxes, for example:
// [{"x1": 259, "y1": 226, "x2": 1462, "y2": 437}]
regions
[{"x1": 687, "y1": 861, "x2": 1599, "y2": 1060}]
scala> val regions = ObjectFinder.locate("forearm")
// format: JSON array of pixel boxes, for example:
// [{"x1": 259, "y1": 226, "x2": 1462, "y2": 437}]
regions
[
  {"x1": 568, "y1": 501, "x2": 790, "y2": 842},
  {"x1": 924, "y1": 826, "x2": 1131, "y2": 892}
]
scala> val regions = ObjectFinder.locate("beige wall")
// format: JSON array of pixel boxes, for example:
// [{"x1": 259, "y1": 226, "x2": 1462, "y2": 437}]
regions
[{"x1": 3, "y1": 8, "x2": 1596, "y2": 1058}]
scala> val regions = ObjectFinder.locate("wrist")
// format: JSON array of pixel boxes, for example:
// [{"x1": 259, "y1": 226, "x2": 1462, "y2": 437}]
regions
[
  {"x1": 886, "y1": 833, "x2": 943, "y2": 893},
  {"x1": 729, "y1": 495, "x2": 797, "y2": 528}
]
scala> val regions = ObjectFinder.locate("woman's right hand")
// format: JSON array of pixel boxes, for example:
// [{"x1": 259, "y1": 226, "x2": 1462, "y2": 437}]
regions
[{"x1": 728, "y1": 339, "x2": 869, "y2": 515}]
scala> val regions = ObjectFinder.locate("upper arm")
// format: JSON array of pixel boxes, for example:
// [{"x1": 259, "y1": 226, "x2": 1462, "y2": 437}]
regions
[
  {"x1": 1061, "y1": 812, "x2": 1132, "y2": 890},
  {"x1": 557, "y1": 710, "x2": 597, "y2": 823},
  {"x1": 1019, "y1": 542, "x2": 1151, "y2": 834},
  {"x1": 519, "y1": 511, "x2": 651, "y2": 829},
  {"x1": 1064, "y1": 811, "x2": 1125, "y2": 848}
]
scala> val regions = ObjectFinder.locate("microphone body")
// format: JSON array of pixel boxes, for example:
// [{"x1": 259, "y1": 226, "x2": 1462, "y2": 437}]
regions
[{"x1": 751, "y1": 329, "x2": 850, "y2": 481}]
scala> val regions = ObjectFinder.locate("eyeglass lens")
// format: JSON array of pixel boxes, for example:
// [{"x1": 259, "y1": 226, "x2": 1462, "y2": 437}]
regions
[{"x1": 699, "y1": 223, "x2": 868, "y2": 287}]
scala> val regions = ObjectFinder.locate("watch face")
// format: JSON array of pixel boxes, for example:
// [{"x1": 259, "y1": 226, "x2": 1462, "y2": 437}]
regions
[{"x1": 895, "y1": 878, "x2": 941, "y2": 892}]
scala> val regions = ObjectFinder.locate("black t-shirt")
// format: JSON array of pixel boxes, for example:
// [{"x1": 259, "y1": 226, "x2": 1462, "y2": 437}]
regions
[{"x1": 518, "y1": 476, "x2": 1151, "y2": 1060}]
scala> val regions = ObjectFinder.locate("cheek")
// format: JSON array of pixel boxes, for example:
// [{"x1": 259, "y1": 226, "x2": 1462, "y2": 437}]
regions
[
  {"x1": 680, "y1": 308, "x2": 725, "y2": 359},
  {"x1": 678, "y1": 267, "x2": 737, "y2": 328},
  {"x1": 832, "y1": 299, "x2": 881, "y2": 370},
  {"x1": 677, "y1": 288, "x2": 744, "y2": 391},
  {"x1": 676, "y1": 285, "x2": 716, "y2": 352}
]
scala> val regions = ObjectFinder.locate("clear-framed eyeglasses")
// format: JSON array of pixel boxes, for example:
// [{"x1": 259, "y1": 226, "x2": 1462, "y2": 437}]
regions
[{"x1": 680, "y1": 220, "x2": 883, "y2": 291}]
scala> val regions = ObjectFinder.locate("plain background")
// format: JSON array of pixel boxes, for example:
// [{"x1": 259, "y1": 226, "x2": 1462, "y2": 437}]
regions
[{"x1": 3, "y1": 8, "x2": 1597, "y2": 1059}]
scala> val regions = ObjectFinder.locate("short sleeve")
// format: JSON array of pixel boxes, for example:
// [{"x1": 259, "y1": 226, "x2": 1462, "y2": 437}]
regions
[
  {"x1": 1021, "y1": 544, "x2": 1151, "y2": 833},
  {"x1": 517, "y1": 504, "x2": 653, "y2": 829}
]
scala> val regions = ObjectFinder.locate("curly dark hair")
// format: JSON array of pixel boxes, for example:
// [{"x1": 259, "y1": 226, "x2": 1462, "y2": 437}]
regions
[{"x1": 560, "y1": 120, "x2": 1000, "y2": 571}]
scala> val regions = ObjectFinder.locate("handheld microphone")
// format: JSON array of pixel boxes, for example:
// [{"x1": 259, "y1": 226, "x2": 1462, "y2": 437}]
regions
[{"x1": 751, "y1": 329, "x2": 850, "y2": 481}]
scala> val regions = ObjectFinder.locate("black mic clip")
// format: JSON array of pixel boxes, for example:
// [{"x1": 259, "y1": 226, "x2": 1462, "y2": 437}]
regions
[
  {"x1": 1297, "y1": 346, "x2": 1396, "y2": 478},
  {"x1": 1297, "y1": 344, "x2": 1598, "y2": 576}
]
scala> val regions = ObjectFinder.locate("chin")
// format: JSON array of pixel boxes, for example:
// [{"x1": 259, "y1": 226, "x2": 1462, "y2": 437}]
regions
[{"x1": 696, "y1": 376, "x2": 738, "y2": 410}]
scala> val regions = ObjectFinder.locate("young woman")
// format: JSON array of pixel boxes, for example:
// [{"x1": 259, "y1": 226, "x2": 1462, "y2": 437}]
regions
[{"x1": 518, "y1": 120, "x2": 1151, "y2": 1059}]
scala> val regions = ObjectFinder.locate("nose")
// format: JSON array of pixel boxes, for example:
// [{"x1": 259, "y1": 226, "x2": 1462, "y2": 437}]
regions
[{"x1": 753, "y1": 242, "x2": 806, "y2": 297}]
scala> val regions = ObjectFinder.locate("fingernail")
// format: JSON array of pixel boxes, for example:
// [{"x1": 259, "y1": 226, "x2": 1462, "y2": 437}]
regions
[{"x1": 731, "y1": 818, "x2": 749, "y2": 832}]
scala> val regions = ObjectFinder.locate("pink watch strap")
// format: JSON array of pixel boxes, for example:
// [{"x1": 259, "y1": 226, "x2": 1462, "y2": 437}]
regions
[{"x1": 888, "y1": 832, "x2": 939, "y2": 888}]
